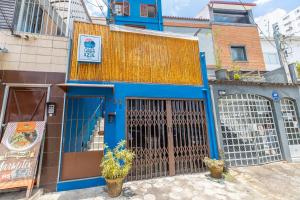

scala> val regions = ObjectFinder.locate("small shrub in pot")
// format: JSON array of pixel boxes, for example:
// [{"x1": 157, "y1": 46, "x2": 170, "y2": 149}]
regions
[
  {"x1": 100, "y1": 140, "x2": 134, "y2": 198},
  {"x1": 204, "y1": 157, "x2": 224, "y2": 179}
]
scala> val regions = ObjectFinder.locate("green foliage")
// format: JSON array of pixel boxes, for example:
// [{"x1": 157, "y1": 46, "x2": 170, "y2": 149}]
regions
[
  {"x1": 203, "y1": 157, "x2": 224, "y2": 169},
  {"x1": 233, "y1": 73, "x2": 241, "y2": 80},
  {"x1": 100, "y1": 140, "x2": 134, "y2": 180},
  {"x1": 296, "y1": 61, "x2": 300, "y2": 77}
]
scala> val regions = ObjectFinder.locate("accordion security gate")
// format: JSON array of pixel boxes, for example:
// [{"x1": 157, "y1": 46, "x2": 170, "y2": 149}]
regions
[
  {"x1": 218, "y1": 94, "x2": 282, "y2": 167},
  {"x1": 126, "y1": 99, "x2": 209, "y2": 181}
]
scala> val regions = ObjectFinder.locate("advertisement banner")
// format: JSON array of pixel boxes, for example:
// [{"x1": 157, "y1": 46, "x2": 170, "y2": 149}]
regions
[{"x1": 0, "y1": 121, "x2": 46, "y2": 197}]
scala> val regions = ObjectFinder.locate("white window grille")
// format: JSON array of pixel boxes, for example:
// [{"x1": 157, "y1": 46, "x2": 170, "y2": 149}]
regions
[
  {"x1": 218, "y1": 94, "x2": 282, "y2": 167},
  {"x1": 13, "y1": 0, "x2": 90, "y2": 36}
]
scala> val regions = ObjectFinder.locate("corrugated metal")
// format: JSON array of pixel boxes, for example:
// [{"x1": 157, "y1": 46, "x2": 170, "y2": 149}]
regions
[
  {"x1": 70, "y1": 22, "x2": 203, "y2": 85},
  {"x1": 0, "y1": 0, "x2": 16, "y2": 30}
]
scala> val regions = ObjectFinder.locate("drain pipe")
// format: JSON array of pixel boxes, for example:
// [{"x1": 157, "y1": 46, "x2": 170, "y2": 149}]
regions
[
  {"x1": 209, "y1": 84, "x2": 222, "y2": 152},
  {"x1": 200, "y1": 52, "x2": 219, "y2": 159}
]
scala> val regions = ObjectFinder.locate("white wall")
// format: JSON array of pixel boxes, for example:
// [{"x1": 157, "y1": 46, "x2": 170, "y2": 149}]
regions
[
  {"x1": 260, "y1": 38, "x2": 281, "y2": 71},
  {"x1": 164, "y1": 26, "x2": 216, "y2": 67},
  {"x1": 260, "y1": 36, "x2": 300, "y2": 71}
]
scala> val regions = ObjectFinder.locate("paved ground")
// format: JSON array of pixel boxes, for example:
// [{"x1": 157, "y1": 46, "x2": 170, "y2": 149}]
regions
[{"x1": 1, "y1": 162, "x2": 300, "y2": 200}]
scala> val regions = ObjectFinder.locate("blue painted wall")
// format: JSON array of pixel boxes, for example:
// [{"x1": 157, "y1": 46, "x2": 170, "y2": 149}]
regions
[
  {"x1": 108, "y1": 0, "x2": 163, "y2": 31},
  {"x1": 58, "y1": 83, "x2": 219, "y2": 191},
  {"x1": 57, "y1": 54, "x2": 219, "y2": 191}
]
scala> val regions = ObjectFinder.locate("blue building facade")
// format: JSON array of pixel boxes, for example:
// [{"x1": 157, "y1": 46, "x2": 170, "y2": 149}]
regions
[
  {"x1": 56, "y1": 2, "x2": 218, "y2": 191},
  {"x1": 108, "y1": 0, "x2": 163, "y2": 30}
]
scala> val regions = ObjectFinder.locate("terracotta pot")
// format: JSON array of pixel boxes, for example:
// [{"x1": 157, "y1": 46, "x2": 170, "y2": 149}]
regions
[
  {"x1": 105, "y1": 178, "x2": 124, "y2": 198},
  {"x1": 209, "y1": 166, "x2": 224, "y2": 179}
]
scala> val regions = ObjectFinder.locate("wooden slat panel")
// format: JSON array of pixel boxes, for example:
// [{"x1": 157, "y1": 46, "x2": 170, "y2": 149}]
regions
[{"x1": 69, "y1": 22, "x2": 203, "y2": 85}]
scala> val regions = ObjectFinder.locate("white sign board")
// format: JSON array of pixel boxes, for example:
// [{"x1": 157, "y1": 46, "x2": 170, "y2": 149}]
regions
[{"x1": 78, "y1": 34, "x2": 101, "y2": 63}]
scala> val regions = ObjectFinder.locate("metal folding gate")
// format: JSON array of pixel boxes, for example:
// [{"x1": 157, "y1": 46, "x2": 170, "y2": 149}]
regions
[
  {"x1": 218, "y1": 94, "x2": 282, "y2": 167},
  {"x1": 126, "y1": 99, "x2": 209, "y2": 181},
  {"x1": 280, "y1": 98, "x2": 300, "y2": 160}
]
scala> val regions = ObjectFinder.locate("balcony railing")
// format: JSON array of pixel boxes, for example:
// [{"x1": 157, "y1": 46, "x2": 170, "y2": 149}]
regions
[{"x1": 13, "y1": 0, "x2": 90, "y2": 36}]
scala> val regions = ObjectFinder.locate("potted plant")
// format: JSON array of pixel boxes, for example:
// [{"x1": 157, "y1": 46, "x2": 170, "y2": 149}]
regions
[
  {"x1": 214, "y1": 48, "x2": 227, "y2": 80},
  {"x1": 100, "y1": 140, "x2": 134, "y2": 198},
  {"x1": 204, "y1": 157, "x2": 224, "y2": 179},
  {"x1": 229, "y1": 65, "x2": 241, "y2": 80}
]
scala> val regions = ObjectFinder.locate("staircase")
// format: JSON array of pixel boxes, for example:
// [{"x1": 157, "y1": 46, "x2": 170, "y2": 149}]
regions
[{"x1": 87, "y1": 117, "x2": 105, "y2": 151}]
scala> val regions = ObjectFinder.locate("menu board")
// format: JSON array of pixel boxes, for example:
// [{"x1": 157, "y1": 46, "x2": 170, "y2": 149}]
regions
[{"x1": 0, "y1": 121, "x2": 46, "y2": 197}]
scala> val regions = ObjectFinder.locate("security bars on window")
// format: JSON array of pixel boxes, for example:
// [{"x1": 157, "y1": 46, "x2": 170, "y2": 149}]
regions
[
  {"x1": 280, "y1": 98, "x2": 300, "y2": 145},
  {"x1": 13, "y1": 0, "x2": 90, "y2": 36},
  {"x1": 63, "y1": 97, "x2": 105, "y2": 152},
  {"x1": 218, "y1": 94, "x2": 282, "y2": 167}
]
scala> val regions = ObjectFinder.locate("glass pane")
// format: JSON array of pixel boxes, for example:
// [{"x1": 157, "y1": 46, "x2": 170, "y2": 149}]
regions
[
  {"x1": 213, "y1": 10, "x2": 250, "y2": 24},
  {"x1": 231, "y1": 47, "x2": 247, "y2": 61},
  {"x1": 148, "y1": 5, "x2": 156, "y2": 18}
]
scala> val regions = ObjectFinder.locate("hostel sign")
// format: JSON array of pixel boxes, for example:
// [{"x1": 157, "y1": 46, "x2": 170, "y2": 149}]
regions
[
  {"x1": 78, "y1": 34, "x2": 102, "y2": 63},
  {"x1": 0, "y1": 121, "x2": 46, "y2": 197}
]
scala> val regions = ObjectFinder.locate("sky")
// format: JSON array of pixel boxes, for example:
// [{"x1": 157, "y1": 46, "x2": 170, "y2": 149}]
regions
[
  {"x1": 85, "y1": 0, "x2": 300, "y2": 19},
  {"x1": 161, "y1": 0, "x2": 299, "y2": 18}
]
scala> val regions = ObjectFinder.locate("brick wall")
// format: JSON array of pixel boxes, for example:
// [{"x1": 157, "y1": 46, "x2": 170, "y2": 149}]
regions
[{"x1": 212, "y1": 24, "x2": 266, "y2": 71}]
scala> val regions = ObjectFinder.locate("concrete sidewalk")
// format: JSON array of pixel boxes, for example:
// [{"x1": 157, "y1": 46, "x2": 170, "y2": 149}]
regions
[{"x1": 1, "y1": 162, "x2": 300, "y2": 200}]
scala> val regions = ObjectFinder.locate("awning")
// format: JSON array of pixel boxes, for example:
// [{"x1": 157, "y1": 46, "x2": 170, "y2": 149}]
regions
[{"x1": 57, "y1": 83, "x2": 114, "y2": 92}]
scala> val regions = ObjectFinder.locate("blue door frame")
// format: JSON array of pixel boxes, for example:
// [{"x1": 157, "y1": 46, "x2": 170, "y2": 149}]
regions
[{"x1": 57, "y1": 52, "x2": 218, "y2": 191}]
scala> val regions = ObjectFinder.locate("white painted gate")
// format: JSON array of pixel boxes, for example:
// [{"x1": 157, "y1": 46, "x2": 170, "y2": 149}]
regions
[
  {"x1": 218, "y1": 94, "x2": 282, "y2": 167},
  {"x1": 280, "y1": 98, "x2": 300, "y2": 162}
]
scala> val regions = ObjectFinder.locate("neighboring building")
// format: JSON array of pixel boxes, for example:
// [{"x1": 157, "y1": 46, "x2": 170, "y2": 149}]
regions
[
  {"x1": 256, "y1": 6, "x2": 300, "y2": 37},
  {"x1": 260, "y1": 36, "x2": 300, "y2": 71},
  {"x1": 107, "y1": 0, "x2": 163, "y2": 30},
  {"x1": 277, "y1": 6, "x2": 300, "y2": 37},
  {"x1": 255, "y1": 8, "x2": 287, "y2": 37},
  {"x1": 164, "y1": 1, "x2": 300, "y2": 168},
  {"x1": 0, "y1": 0, "x2": 90, "y2": 193},
  {"x1": 210, "y1": 79, "x2": 300, "y2": 166},
  {"x1": 0, "y1": 0, "x2": 91, "y2": 36},
  {"x1": 260, "y1": 37, "x2": 281, "y2": 71},
  {"x1": 164, "y1": 1, "x2": 266, "y2": 79}
]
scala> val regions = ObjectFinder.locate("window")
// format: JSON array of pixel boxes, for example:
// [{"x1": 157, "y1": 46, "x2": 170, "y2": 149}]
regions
[
  {"x1": 213, "y1": 9, "x2": 250, "y2": 24},
  {"x1": 141, "y1": 4, "x2": 156, "y2": 18},
  {"x1": 114, "y1": 1, "x2": 129, "y2": 16},
  {"x1": 231, "y1": 46, "x2": 247, "y2": 61}
]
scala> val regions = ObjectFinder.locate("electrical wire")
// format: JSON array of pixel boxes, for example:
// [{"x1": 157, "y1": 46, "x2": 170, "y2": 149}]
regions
[
  {"x1": 236, "y1": 0, "x2": 277, "y2": 49},
  {"x1": 85, "y1": 0, "x2": 107, "y2": 17}
]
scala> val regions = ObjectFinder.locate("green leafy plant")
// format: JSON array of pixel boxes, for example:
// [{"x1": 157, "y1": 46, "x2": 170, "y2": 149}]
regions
[
  {"x1": 100, "y1": 140, "x2": 134, "y2": 180},
  {"x1": 203, "y1": 157, "x2": 224, "y2": 169},
  {"x1": 234, "y1": 73, "x2": 241, "y2": 80},
  {"x1": 296, "y1": 61, "x2": 300, "y2": 78}
]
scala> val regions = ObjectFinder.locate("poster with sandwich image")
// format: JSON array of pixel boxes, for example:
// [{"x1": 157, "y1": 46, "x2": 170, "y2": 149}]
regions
[{"x1": 0, "y1": 121, "x2": 46, "y2": 197}]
